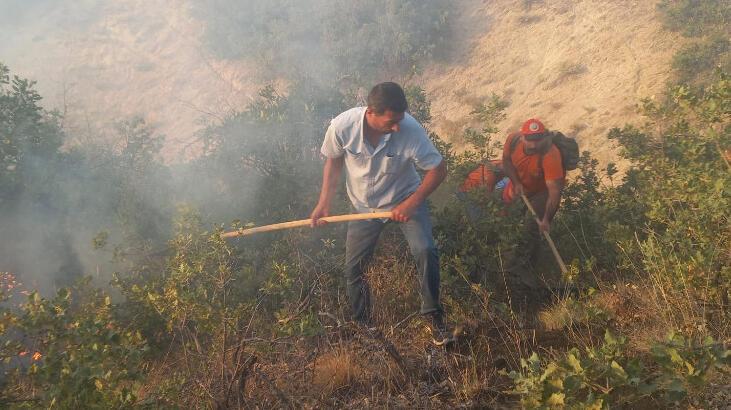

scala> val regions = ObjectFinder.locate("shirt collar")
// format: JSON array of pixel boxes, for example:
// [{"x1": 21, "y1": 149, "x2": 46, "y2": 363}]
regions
[{"x1": 359, "y1": 108, "x2": 393, "y2": 156}]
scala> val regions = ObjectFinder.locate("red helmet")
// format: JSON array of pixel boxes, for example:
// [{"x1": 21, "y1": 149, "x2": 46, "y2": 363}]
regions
[{"x1": 521, "y1": 118, "x2": 547, "y2": 140}]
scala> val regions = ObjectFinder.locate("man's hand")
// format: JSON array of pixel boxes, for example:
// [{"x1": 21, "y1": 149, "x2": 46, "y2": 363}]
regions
[
  {"x1": 310, "y1": 203, "x2": 330, "y2": 227},
  {"x1": 311, "y1": 157, "x2": 344, "y2": 228},
  {"x1": 391, "y1": 199, "x2": 418, "y2": 223},
  {"x1": 537, "y1": 218, "x2": 550, "y2": 234},
  {"x1": 390, "y1": 160, "x2": 446, "y2": 223}
]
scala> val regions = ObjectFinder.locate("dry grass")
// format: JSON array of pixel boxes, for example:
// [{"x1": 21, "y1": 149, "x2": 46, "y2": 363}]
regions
[
  {"x1": 312, "y1": 348, "x2": 363, "y2": 397},
  {"x1": 570, "y1": 121, "x2": 589, "y2": 135},
  {"x1": 138, "y1": 226, "x2": 729, "y2": 407},
  {"x1": 548, "y1": 61, "x2": 588, "y2": 89},
  {"x1": 518, "y1": 14, "x2": 542, "y2": 25}
]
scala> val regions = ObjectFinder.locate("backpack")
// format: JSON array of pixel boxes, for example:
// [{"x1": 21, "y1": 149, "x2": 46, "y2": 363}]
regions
[{"x1": 509, "y1": 131, "x2": 579, "y2": 171}]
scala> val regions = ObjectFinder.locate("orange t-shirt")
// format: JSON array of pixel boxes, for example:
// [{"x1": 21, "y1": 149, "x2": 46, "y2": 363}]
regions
[
  {"x1": 503, "y1": 133, "x2": 564, "y2": 195},
  {"x1": 459, "y1": 160, "x2": 503, "y2": 192}
]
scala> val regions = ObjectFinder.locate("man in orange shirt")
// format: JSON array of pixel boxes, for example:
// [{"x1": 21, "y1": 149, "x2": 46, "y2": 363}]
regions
[
  {"x1": 502, "y1": 118, "x2": 565, "y2": 290},
  {"x1": 459, "y1": 160, "x2": 503, "y2": 194}
]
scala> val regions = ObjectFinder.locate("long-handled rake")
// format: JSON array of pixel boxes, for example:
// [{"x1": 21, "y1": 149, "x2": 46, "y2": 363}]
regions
[
  {"x1": 520, "y1": 194, "x2": 568, "y2": 275},
  {"x1": 220, "y1": 212, "x2": 393, "y2": 239}
]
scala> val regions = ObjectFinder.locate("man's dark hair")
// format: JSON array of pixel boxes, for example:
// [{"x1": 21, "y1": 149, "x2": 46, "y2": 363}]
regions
[{"x1": 367, "y1": 82, "x2": 408, "y2": 114}]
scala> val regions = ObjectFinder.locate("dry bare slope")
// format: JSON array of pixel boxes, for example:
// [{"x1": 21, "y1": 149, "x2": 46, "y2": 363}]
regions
[
  {"x1": 420, "y1": 0, "x2": 680, "y2": 166},
  {"x1": 0, "y1": 0, "x2": 261, "y2": 160}
]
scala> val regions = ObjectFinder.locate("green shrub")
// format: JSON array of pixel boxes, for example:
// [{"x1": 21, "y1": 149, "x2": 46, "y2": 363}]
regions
[
  {"x1": 508, "y1": 330, "x2": 731, "y2": 408},
  {"x1": 606, "y1": 73, "x2": 730, "y2": 305},
  {"x1": 5, "y1": 282, "x2": 147, "y2": 408},
  {"x1": 672, "y1": 35, "x2": 730, "y2": 84}
]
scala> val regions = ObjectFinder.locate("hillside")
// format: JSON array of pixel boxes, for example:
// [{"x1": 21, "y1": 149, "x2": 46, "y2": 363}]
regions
[
  {"x1": 421, "y1": 0, "x2": 679, "y2": 165},
  {"x1": 1, "y1": 1, "x2": 729, "y2": 407},
  {"x1": 0, "y1": 0, "x2": 261, "y2": 159},
  {"x1": 1, "y1": 0, "x2": 678, "y2": 162}
]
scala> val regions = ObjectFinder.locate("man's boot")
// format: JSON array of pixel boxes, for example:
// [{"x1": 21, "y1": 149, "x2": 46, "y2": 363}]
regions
[{"x1": 427, "y1": 312, "x2": 455, "y2": 346}]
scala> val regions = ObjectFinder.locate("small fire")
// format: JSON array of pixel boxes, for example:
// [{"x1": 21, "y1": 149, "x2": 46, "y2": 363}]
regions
[{"x1": 18, "y1": 351, "x2": 42, "y2": 361}]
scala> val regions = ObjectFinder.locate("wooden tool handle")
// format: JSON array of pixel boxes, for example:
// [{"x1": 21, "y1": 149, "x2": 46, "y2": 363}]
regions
[
  {"x1": 221, "y1": 211, "x2": 393, "y2": 239},
  {"x1": 520, "y1": 194, "x2": 568, "y2": 274}
]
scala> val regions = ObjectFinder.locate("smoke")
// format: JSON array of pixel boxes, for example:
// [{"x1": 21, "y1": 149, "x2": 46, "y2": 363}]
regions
[
  {"x1": 0, "y1": 0, "x2": 451, "y2": 296},
  {"x1": 194, "y1": 0, "x2": 450, "y2": 87}
]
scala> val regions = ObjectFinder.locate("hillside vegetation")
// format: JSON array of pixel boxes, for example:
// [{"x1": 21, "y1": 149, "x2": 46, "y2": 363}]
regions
[{"x1": 0, "y1": 0, "x2": 729, "y2": 408}]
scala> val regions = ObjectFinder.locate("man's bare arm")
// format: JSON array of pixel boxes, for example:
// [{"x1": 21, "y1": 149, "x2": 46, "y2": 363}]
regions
[
  {"x1": 538, "y1": 179, "x2": 563, "y2": 232},
  {"x1": 392, "y1": 160, "x2": 447, "y2": 222},
  {"x1": 310, "y1": 156, "x2": 344, "y2": 227}
]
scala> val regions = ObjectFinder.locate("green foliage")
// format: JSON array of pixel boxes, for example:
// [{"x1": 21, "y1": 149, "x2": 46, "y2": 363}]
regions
[
  {"x1": 3, "y1": 282, "x2": 147, "y2": 408},
  {"x1": 407, "y1": 85, "x2": 462, "y2": 174},
  {"x1": 658, "y1": 0, "x2": 730, "y2": 37},
  {"x1": 110, "y1": 117, "x2": 171, "y2": 245},
  {"x1": 508, "y1": 330, "x2": 731, "y2": 408},
  {"x1": 1, "y1": 5, "x2": 728, "y2": 401},
  {"x1": 405, "y1": 85, "x2": 432, "y2": 125},
  {"x1": 429, "y1": 93, "x2": 519, "y2": 284},
  {"x1": 658, "y1": 0, "x2": 731, "y2": 86},
  {"x1": 550, "y1": 152, "x2": 633, "y2": 276},
  {"x1": 435, "y1": 189, "x2": 524, "y2": 280},
  {"x1": 196, "y1": 0, "x2": 451, "y2": 84},
  {"x1": 672, "y1": 35, "x2": 730, "y2": 84},
  {"x1": 607, "y1": 73, "x2": 730, "y2": 303},
  {"x1": 462, "y1": 94, "x2": 509, "y2": 163},
  {"x1": 191, "y1": 81, "x2": 346, "y2": 225},
  {"x1": 115, "y1": 206, "x2": 251, "y2": 344},
  {"x1": 323, "y1": 0, "x2": 451, "y2": 82},
  {"x1": 431, "y1": 92, "x2": 619, "y2": 285},
  {"x1": 0, "y1": 62, "x2": 64, "y2": 200},
  {"x1": 430, "y1": 93, "x2": 509, "y2": 192}
]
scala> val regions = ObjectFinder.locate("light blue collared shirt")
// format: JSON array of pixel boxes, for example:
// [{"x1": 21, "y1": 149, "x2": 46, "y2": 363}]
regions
[{"x1": 320, "y1": 107, "x2": 443, "y2": 213}]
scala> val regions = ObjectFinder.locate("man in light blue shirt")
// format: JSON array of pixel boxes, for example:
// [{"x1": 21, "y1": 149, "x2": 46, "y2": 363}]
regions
[{"x1": 310, "y1": 82, "x2": 448, "y2": 340}]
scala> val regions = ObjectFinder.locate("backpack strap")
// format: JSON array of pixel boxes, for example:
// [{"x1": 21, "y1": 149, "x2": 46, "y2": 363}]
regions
[
  {"x1": 508, "y1": 132, "x2": 521, "y2": 155},
  {"x1": 537, "y1": 132, "x2": 558, "y2": 174}
]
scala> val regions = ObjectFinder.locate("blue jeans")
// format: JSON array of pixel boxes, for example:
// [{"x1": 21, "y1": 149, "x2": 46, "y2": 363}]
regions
[{"x1": 344, "y1": 204, "x2": 442, "y2": 322}]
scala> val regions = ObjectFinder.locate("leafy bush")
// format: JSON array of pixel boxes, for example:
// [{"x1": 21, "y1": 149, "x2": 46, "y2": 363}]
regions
[
  {"x1": 0, "y1": 62, "x2": 63, "y2": 201},
  {"x1": 114, "y1": 207, "x2": 250, "y2": 345},
  {"x1": 607, "y1": 73, "x2": 730, "y2": 305},
  {"x1": 188, "y1": 82, "x2": 347, "y2": 225},
  {"x1": 2, "y1": 282, "x2": 147, "y2": 408},
  {"x1": 508, "y1": 330, "x2": 731, "y2": 408},
  {"x1": 672, "y1": 35, "x2": 730, "y2": 84}
]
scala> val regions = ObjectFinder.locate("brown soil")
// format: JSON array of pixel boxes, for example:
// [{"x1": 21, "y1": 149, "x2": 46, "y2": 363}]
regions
[{"x1": 419, "y1": 0, "x2": 681, "y2": 169}]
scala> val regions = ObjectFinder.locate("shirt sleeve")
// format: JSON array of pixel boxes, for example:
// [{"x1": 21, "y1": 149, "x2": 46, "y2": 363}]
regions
[
  {"x1": 320, "y1": 122, "x2": 344, "y2": 158},
  {"x1": 543, "y1": 146, "x2": 565, "y2": 181},
  {"x1": 411, "y1": 132, "x2": 443, "y2": 170}
]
